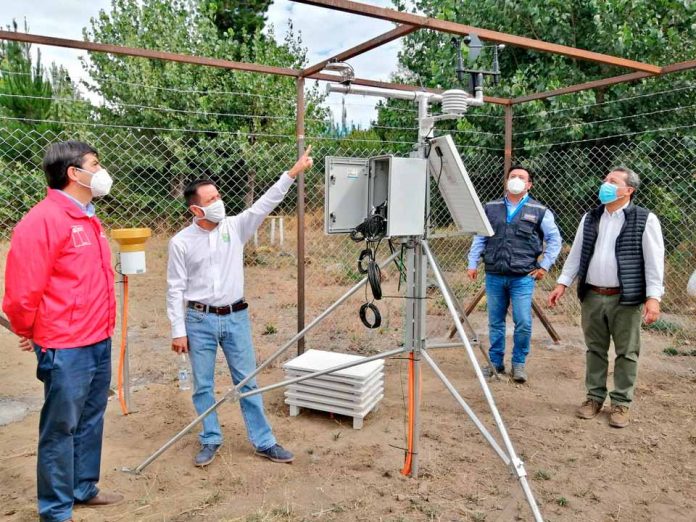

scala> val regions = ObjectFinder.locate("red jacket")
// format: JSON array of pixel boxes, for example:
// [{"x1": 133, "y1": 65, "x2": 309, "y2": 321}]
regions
[{"x1": 2, "y1": 189, "x2": 116, "y2": 348}]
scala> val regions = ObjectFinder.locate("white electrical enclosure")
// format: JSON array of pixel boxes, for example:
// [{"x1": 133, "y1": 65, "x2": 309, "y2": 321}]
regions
[
  {"x1": 324, "y1": 156, "x2": 369, "y2": 234},
  {"x1": 427, "y1": 134, "x2": 494, "y2": 236},
  {"x1": 325, "y1": 155, "x2": 427, "y2": 237}
]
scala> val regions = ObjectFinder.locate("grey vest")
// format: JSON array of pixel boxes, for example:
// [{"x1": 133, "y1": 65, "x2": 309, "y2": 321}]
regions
[
  {"x1": 483, "y1": 196, "x2": 547, "y2": 276},
  {"x1": 577, "y1": 203, "x2": 650, "y2": 305}
]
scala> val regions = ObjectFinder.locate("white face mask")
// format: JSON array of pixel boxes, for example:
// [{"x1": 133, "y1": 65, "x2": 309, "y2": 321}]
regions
[
  {"x1": 76, "y1": 167, "x2": 113, "y2": 198},
  {"x1": 195, "y1": 199, "x2": 226, "y2": 223},
  {"x1": 507, "y1": 176, "x2": 527, "y2": 195}
]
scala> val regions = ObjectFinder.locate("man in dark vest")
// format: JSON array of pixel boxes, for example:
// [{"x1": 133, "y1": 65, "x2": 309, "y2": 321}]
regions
[
  {"x1": 548, "y1": 166, "x2": 663, "y2": 428},
  {"x1": 468, "y1": 165, "x2": 562, "y2": 383}
]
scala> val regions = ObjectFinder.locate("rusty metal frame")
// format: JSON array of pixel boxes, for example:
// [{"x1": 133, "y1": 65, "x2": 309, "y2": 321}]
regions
[
  {"x1": 512, "y1": 58, "x2": 696, "y2": 104},
  {"x1": 300, "y1": 24, "x2": 417, "y2": 77},
  {"x1": 291, "y1": 0, "x2": 662, "y2": 74}
]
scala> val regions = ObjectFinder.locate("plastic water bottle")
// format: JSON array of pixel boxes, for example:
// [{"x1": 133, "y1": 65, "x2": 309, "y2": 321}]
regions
[{"x1": 178, "y1": 353, "x2": 191, "y2": 391}]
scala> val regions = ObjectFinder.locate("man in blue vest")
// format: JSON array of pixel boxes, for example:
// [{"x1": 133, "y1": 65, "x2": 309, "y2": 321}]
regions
[
  {"x1": 548, "y1": 166, "x2": 663, "y2": 428},
  {"x1": 468, "y1": 165, "x2": 562, "y2": 383}
]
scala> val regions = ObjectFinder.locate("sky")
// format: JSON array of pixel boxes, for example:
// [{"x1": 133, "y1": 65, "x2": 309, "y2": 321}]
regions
[{"x1": 0, "y1": 0, "x2": 408, "y2": 128}]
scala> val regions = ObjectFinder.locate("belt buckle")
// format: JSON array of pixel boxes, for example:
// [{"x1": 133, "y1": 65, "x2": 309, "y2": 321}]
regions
[{"x1": 193, "y1": 302, "x2": 206, "y2": 312}]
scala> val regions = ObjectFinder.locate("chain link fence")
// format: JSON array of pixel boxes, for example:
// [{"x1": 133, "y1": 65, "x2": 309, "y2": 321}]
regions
[{"x1": 1, "y1": 126, "x2": 694, "y2": 339}]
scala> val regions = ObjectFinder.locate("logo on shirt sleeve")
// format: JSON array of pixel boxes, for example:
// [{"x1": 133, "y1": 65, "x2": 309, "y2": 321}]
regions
[{"x1": 71, "y1": 225, "x2": 92, "y2": 248}]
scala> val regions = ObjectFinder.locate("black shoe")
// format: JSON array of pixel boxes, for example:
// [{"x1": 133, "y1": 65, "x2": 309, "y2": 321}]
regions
[
  {"x1": 255, "y1": 443, "x2": 294, "y2": 463},
  {"x1": 194, "y1": 443, "x2": 221, "y2": 467}
]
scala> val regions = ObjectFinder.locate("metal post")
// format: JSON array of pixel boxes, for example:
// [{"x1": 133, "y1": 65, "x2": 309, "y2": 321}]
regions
[
  {"x1": 410, "y1": 240, "x2": 427, "y2": 477},
  {"x1": 504, "y1": 104, "x2": 513, "y2": 175},
  {"x1": 423, "y1": 241, "x2": 543, "y2": 522},
  {"x1": 121, "y1": 274, "x2": 131, "y2": 412},
  {"x1": 296, "y1": 77, "x2": 306, "y2": 355}
]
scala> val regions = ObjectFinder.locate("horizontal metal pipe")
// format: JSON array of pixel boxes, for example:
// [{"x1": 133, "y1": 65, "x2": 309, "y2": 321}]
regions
[
  {"x1": 327, "y1": 82, "x2": 442, "y2": 102},
  {"x1": 425, "y1": 342, "x2": 465, "y2": 350}
]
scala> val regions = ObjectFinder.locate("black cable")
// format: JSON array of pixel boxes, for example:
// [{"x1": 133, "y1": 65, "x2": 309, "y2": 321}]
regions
[
  {"x1": 424, "y1": 150, "x2": 445, "y2": 227},
  {"x1": 359, "y1": 302, "x2": 382, "y2": 329},
  {"x1": 367, "y1": 260, "x2": 382, "y2": 300},
  {"x1": 358, "y1": 248, "x2": 373, "y2": 274}
]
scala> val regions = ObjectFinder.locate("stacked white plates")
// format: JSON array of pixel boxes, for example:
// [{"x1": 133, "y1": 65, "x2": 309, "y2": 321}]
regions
[{"x1": 283, "y1": 349, "x2": 385, "y2": 429}]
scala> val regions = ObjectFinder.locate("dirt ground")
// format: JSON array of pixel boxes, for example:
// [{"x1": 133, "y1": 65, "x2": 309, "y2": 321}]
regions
[{"x1": 1, "y1": 238, "x2": 695, "y2": 522}]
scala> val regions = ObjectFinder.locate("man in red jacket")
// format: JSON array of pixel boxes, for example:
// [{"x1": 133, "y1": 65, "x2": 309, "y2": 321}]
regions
[{"x1": 3, "y1": 141, "x2": 122, "y2": 522}]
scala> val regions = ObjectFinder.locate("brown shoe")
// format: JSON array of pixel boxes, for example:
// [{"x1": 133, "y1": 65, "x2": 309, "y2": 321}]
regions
[
  {"x1": 576, "y1": 398, "x2": 603, "y2": 419},
  {"x1": 609, "y1": 404, "x2": 630, "y2": 428},
  {"x1": 81, "y1": 491, "x2": 124, "y2": 507}
]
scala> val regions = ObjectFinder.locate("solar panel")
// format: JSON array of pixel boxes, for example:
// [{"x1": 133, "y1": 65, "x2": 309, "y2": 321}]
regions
[{"x1": 427, "y1": 134, "x2": 494, "y2": 236}]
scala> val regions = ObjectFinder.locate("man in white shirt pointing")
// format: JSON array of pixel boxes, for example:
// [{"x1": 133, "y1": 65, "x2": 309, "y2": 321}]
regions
[
  {"x1": 548, "y1": 166, "x2": 664, "y2": 429},
  {"x1": 167, "y1": 146, "x2": 313, "y2": 467}
]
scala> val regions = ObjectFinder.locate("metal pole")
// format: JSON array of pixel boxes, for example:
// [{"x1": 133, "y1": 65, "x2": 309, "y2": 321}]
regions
[
  {"x1": 423, "y1": 241, "x2": 543, "y2": 522},
  {"x1": 426, "y1": 342, "x2": 466, "y2": 349},
  {"x1": 504, "y1": 104, "x2": 513, "y2": 175},
  {"x1": 121, "y1": 274, "x2": 131, "y2": 412},
  {"x1": 296, "y1": 77, "x2": 306, "y2": 355},
  {"x1": 420, "y1": 350, "x2": 510, "y2": 465},
  {"x1": 410, "y1": 240, "x2": 427, "y2": 478},
  {"x1": 124, "y1": 251, "x2": 400, "y2": 473}
]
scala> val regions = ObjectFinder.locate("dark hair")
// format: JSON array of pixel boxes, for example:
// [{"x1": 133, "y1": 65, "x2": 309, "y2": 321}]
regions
[
  {"x1": 42, "y1": 141, "x2": 98, "y2": 190},
  {"x1": 507, "y1": 164, "x2": 533, "y2": 183},
  {"x1": 184, "y1": 179, "x2": 217, "y2": 206}
]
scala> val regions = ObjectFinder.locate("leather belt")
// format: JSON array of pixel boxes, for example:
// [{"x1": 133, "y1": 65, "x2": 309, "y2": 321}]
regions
[
  {"x1": 588, "y1": 285, "x2": 620, "y2": 296},
  {"x1": 187, "y1": 299, "x2": 248, "y2": 315}
]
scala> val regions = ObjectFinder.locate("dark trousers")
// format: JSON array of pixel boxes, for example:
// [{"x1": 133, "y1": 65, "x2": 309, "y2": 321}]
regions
[{"x1": 34, "y1": 339, "x2": 111, "y2": 522}]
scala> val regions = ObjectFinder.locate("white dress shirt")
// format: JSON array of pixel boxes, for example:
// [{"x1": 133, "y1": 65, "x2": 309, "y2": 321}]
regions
[
  {"x1": 167, "y1": 172, "x2": 295, "y2": 338},
  {"x1": 557, "y1": 201, "x2": 665, "y2": 300}
]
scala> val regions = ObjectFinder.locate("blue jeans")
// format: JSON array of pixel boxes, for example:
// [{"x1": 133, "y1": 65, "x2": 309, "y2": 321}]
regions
[
  {"x1": 34, "y1": 339, "x2": 111, "y2": 522},
  {"x1": 485, "y1": 273, "x2": 536, "y2": 369},
  {"x1": 185, "y1": 307, "x2": 276, "y2": 451}
]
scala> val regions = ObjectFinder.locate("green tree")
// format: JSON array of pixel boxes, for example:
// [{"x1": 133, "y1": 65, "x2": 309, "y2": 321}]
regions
[
  {"x1": 0, "y1": 21, "x2": 92, "y2": 166},
  {"x1": 80, "y1": 0, "x2": 328, "y2": 223},
  {"x1": 382, "y1": 0, "x2": 696, "y2": 149},
  {"x1": 203, "y1": 0, "x2": 273, "y2": 45}
]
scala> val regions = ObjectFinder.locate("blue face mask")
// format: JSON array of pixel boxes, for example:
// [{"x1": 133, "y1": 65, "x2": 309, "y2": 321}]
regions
[{"x1": 598, "y1": 182, "x2": 619, "y2": 204}]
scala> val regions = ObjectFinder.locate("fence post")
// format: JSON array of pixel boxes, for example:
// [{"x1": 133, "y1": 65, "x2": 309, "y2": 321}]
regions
[
  {"x1": 504, "y1": 104, "x2": 513, "y2": 174},
  {"x1": 296, "y1": 77, "x2": 306, "y2": 355}
]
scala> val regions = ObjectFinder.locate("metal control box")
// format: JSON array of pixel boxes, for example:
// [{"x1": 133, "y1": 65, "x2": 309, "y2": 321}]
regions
[{"x1": 325, "y1": 155, "x2": 427, "y2": 237}]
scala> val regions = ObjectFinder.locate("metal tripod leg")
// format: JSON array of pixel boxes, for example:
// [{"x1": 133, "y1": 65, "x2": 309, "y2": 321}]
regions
[
  {"x1": 123, "y1": 250, "x2": 400, "y2": 474},
  {"x1": 423, "y1": 241, "x2": 543, "y2": 522}
]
